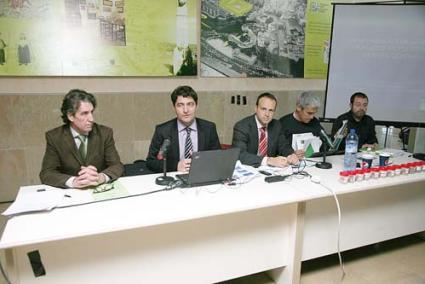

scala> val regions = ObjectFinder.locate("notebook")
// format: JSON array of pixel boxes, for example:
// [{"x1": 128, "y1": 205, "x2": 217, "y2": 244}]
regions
[{"x1": 176, "y1": 148, "x2": 240, "y2": 187}]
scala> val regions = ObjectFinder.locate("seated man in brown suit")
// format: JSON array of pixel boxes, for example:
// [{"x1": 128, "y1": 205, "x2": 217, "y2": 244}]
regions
[{"x1": 39, "y1": 89, "x2": 123, "y2": 188}]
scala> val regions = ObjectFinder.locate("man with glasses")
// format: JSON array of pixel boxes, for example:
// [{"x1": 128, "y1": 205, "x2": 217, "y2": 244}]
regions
[
  {"x1": 331, "y1": 92, "x2": 378, "y2": 150},
  {"x1": 39, "y1": 89, "x2": 123, "y2": 189},
  {"x1": 232, "y1": 92, "x2": 298, "y2": 168},
  {"x1": 146, "y1": 85, "x2": 221, "y2": 173}
]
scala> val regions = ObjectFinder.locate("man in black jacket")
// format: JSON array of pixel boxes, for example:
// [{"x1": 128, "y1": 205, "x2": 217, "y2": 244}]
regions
[
  {"x1": 279, "y1": 91, "x2": 323, "y2": 158},
  {"x1": 331, "y1": 92, "x2": 378, "y2": 150},
  {"x1": 146, "y1": 86, "x2": 221, "y2": 173}
]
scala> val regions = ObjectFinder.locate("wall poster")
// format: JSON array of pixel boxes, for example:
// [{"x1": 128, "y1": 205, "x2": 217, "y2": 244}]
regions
[
  {"x1": 201, "y1": 0, "x2": 307, "y2": 78},
  {"x1": 0, "y1": 0, "x2": 197, "y2": 76},
  {"x1": 304, "y1": 0, "x2": 332, "y2": 78}
]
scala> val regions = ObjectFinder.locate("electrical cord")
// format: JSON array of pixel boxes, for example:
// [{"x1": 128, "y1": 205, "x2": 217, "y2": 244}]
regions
[
  {"x1": 315, "y1": 180, "x2": 346, "y2": 281},
  {"x1": 0, "y1": 220, "x2": 12, "y2": 284},
  {"x1": 0, "y1": 181, "x2": 183, "y2": 283},
  {"x1": 165, "y1": 180, "x2": 183, "y2": 190},
  {"x1": 0, "y1": 259, "x2": 11, "y2": 284}
]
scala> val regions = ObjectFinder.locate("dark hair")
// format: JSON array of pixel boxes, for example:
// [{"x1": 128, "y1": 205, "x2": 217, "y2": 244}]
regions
[
  {"x1": 256, "y1": 92, "x2": 277, "y2": 106},
  {"x1": 170, "y1": 85, "x2": 198, "y2": 105},
  {"x1": 350, "y1": 92, "x2": 368, "y2": 104},
  {"x1": 61, "y1": 89, "x2": 97, "y2": 125}
]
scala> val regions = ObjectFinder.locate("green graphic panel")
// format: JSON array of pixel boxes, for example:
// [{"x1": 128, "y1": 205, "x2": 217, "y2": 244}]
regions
[
  {"x1": 304, "y1": 0, "x2": 333, "y2": 79},
  {"x1": 0, "y1": 0, "x2": 197, "y2": 76}
]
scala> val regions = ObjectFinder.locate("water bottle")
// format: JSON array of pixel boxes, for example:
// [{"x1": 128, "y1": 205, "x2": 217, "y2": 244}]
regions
[{"x1": 344, "y1": 129, "x2": 358, "y2": 171}]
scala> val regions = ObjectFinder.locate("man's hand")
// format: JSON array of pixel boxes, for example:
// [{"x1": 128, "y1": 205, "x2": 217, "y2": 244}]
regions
[
  {"x1": 286, "y1": 153, "x2": 299, "y2": 165},
  {"x1": 361, "y1": 143, "x2": 378, "y2": 150},
  {"x1": 294, "y1": 149, "x2": 305, "y2": 159},
  {"x1": 177, "y1": 159, "x2": 191, "y2": 173},
  {"x1": 267, "y1": 156, "x2": 288, "y2": 168},
  {"x1": 72, "y1": 165, "x2": 104, "y2": 189}
]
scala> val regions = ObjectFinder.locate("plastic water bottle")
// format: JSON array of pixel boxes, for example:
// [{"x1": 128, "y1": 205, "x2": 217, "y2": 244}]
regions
[{"x1": 344, "y1": 129, "x2": 358, "y2": 171}]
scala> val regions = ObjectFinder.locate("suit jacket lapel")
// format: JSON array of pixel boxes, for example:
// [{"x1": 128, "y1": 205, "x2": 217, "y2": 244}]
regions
[
  {"x1": 86, "y1": 124, "x2": 98, "y2": 165},
  {"x1": 196, "y1": 118, "x2": 206, "y2": 151},
  {"x1": 267, "y1": 120, "x2": 275, "y2": 151},
  {"x1": 249, "y1": 115, "x2": 259, "y2": 153},
  {"x1": 171, "y1": 119, "x2": 180, "y2": 159}
]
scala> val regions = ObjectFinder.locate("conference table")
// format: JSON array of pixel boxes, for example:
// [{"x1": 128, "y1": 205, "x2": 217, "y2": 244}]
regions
[{"x1": 0, "y1": 151, "x2": 424, "y2": 284}]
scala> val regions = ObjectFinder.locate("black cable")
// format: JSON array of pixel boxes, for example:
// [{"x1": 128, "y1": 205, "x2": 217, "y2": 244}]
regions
[
  {"x1": 59, "y1": 187, "x2": 172, "y2": 210},
  {"x1": 0, "y1": 220, "x2": 12, "y2": 284},
  {"x1": 0, "y1": 253, "x2": 11, "y2": 284},
  {"x1": 6, "y1": 185, "x2": 176, "y2": 218}
]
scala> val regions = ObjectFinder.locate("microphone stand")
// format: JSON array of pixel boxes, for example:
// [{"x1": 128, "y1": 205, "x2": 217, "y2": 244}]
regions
[
  {"x1": 155, "y1": 156, "x2": 175, "y2": 186},
  {"x1": 316, "y1": 141, "x2": 332, "y2": 169}
]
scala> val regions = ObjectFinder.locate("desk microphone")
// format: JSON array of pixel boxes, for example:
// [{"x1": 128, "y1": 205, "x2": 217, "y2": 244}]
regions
[
  {"x1": 157, "y1": 138, "x2": 171, "y2": 160},
  {"x1": 316, "y1": 129, "x2": 333, "y2": 169},
  {"x1": 155, "y1": 139, "x2": 175, "y2": 186}
]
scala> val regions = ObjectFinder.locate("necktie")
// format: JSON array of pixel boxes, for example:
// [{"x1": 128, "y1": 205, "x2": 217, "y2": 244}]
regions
[
  {"x1": 77, "y1": 135, "x2": 87, "y2": 160},
  {"x1": 258, "y1": 127, "x2": 267, "y2": 157},
  {"x1": 184, "y1": 127, "x2": 193, "y2": 159}
]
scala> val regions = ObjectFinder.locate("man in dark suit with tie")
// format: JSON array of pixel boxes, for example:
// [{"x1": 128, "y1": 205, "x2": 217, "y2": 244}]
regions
[
  {"x1": 146, "y1": 86, "x2": 221, "y2": 173},
  {"x1": 232, "y1": 93, "x2": 298, "y2": 168},
  {"x1": 39, "y1": 89, "x2": 123, "y2": 188}
]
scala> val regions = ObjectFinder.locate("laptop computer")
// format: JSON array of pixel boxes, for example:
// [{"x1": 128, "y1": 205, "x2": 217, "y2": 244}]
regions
[{"x1": 176, "y1": 148, "x2": 240, "y2": 187}]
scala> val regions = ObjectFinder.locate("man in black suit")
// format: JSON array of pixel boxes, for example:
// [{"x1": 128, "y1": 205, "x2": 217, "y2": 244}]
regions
[
  {"x1": 232, "y1": 93, "x2": 298, "y2": 168},
  {"x1": 39, "y1": 89, "x2": 123, "y2": 188},
  {"x1": 146, "y1": 86, "x2": 221, "y2": 173}
]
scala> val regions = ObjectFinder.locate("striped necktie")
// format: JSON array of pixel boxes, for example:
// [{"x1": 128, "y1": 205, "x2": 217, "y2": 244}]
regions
[
  {"x1": 258, "y1": 127, "x2": 267, "y2": 157},
  {"x1": 77, "y1": 135, "x2": 87, "y2": 160},
  {"x1": 184, "y1": 127, "x2": 193, "y2": 159}
]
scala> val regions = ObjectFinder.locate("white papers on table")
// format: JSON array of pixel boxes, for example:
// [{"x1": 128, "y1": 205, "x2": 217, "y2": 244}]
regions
[
  {"x1": 333, "y1": 120, "x2": 348, "y2": 140},
  {"x1": 2, "y1": 186, "x2": 65, "y2": 216},
  {"x1": 292, "y1": 133, "x2": 322, "y2": 152},
  {"x1": 58, "y1": 188, "x2": 93, "y2": 207},
  {"x1": 332, "y1": 119, "x2": 348, "y2": 150},
  {"x1": 233, "y1": 161, "x2": 259, "y2": 183}
]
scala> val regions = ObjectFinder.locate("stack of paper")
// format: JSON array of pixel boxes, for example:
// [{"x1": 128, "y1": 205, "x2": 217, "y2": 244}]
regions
[
  {"x1": 2, "y1": 186, "x2": 65, "y2": 216},
  {"x1": 292, "y1": 133, "x2": 322, "y2": 157}
]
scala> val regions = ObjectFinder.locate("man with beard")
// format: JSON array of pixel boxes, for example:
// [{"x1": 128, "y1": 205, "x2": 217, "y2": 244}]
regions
[{"x1": 331, "y1": 92, "x2": 378, "y2": 150}]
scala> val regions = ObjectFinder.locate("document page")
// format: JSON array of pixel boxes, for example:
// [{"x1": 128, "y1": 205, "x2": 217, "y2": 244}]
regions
[
  {"x1": 292, "y1": 133, "x2": 322, "y2": 157},
  {"x1": 2, "y1": 186, "x2": 65, "y2": 216}
]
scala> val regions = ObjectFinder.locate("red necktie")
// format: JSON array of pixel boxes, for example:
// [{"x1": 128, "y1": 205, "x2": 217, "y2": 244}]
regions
[{"x1": 258, "y1": 127, "x2": 267, "y2": 157}]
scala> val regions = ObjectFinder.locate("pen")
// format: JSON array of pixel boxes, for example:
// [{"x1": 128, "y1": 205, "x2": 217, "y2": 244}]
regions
[{"x1": 37, "y1": 188, "x2": 46, "y2": 192}]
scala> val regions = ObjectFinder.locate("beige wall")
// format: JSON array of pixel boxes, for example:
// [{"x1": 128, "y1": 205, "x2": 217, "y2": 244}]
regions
[{"x1": 0, "y1": 77, "x2": 325, "y2": 201}]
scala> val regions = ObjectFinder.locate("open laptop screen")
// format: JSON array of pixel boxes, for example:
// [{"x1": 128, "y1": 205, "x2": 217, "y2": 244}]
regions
[{"x1": 176, "y1": 148, "x2": 240, "y2": 187}]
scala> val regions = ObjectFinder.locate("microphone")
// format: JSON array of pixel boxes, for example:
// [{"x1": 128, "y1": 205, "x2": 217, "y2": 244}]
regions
[
  {"x1": 155, "y1": 138, "x2": 175, "y2": 186},
  {"x1": 316, "y1": 129, "x2": 333, "y2": 169},
  {"x1": 157, "y1": 138, "x2": 171, "y2": 160}
]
